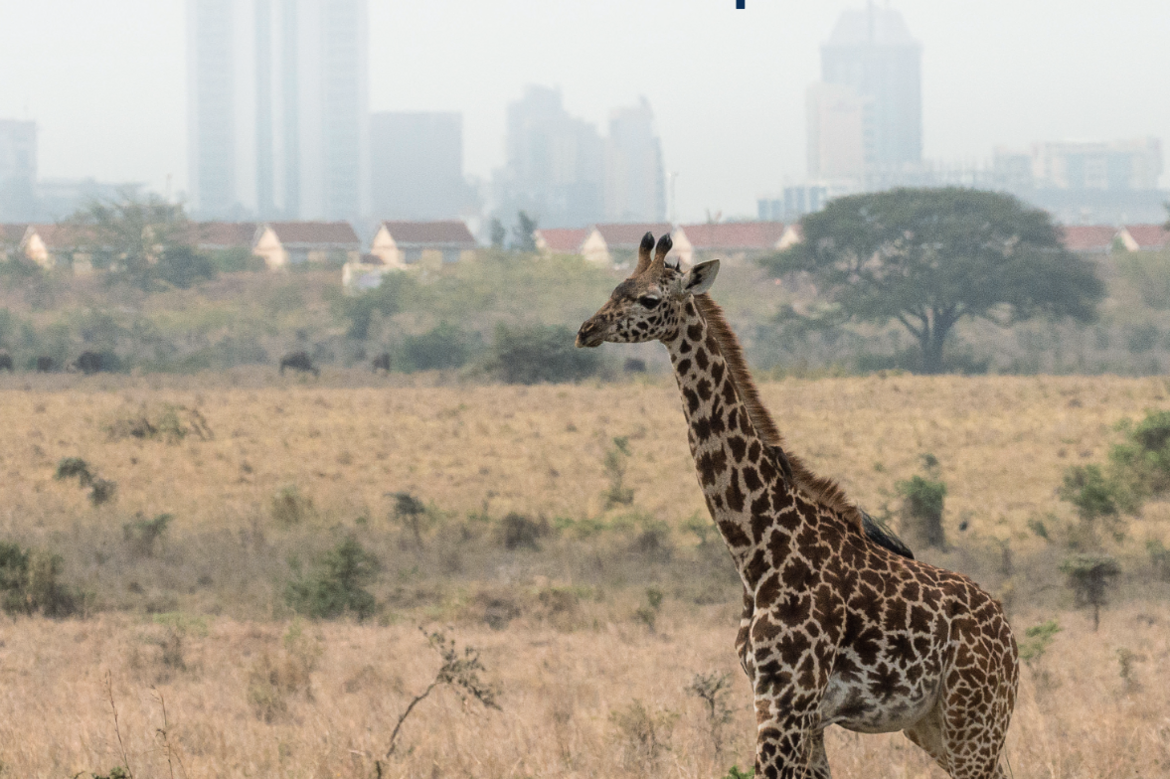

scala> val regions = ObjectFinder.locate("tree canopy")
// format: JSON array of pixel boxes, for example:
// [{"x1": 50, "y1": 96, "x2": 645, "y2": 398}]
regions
[
  {"x1": 69, "y1": 189, "x2": 214, "y2": 290},
  {"x1": 761, "y1": 187, "x2": 1105, "y2": 373}
]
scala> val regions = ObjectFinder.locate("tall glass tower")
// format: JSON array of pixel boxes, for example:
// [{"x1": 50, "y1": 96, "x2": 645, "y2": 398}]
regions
[{"x1": 187, "y1": 0, "x2": 368, "y2": 220}]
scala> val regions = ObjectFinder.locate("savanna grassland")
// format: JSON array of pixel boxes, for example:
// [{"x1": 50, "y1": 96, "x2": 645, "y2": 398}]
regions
[{"x1": 1, "y1": 373, "x2": 1169, "y2": 778}]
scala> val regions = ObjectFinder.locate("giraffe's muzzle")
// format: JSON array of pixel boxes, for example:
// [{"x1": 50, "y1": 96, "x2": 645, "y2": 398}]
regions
[{"x1": 575, "y1": 319, "x2": 605, "y2": 348}]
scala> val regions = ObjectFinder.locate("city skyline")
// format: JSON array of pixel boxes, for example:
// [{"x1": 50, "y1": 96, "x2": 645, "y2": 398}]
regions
[{"x1": 0, "y1": 0, "x2": 1168, "y2": 222}]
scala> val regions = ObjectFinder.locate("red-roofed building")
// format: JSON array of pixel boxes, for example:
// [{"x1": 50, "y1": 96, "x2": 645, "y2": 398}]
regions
[
  {"x1": 580, "y1": 222, "x2": 679, "y2": 267},
  {"x1": 368, "y1": 220, "x2": 478, "y2": 270},
  {"x1": 1059, "y1": 225, "x2": 1119, "y2": 254},
  {"x1": 677, "y1": 221, "x2": 787, "y2": 264},
  {"x1": 20, "y1": 224, "x2": 105, "y2": 272},
  {"x1": 253, "y1": 221, "x2": 362, "y2": 270},
  {"x1": 187, "y1": 222, "x2": 259, "y2": 251},
  {"x1": 534, "y1": 228, "x2": 589, "y2": 256},
  {"x1": 1119, "y1": 224, "x2": 1170, "y2": 252}
]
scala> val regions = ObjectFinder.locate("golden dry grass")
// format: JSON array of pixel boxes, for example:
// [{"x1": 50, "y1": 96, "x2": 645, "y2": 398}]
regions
[
  {"x1": 0, "y1": 374, "x2": 1169, "y2": 777},
  {"x1": 0, "y1": 602, "x2": 1166, "y2": 778}
]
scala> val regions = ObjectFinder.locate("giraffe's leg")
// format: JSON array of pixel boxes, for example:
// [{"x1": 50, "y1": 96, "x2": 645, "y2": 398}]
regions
[
  {"x1": 735, "y1": 586, "x2": 754, "y2": 677},
  {"x1": 906, "y1": 665, "x2": 1015, "y2": 779},
  {"x1": 903, "y1": 704, "x2": 952, "y2": 776},
  {"x1": 754, "y1": 715, "x2": 831, "y2": 779}
]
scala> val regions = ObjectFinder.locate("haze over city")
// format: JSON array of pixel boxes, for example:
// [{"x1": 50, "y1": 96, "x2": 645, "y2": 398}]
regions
[{"x1": 2, "y1": 0, "x2": 1169, "y2": 222}]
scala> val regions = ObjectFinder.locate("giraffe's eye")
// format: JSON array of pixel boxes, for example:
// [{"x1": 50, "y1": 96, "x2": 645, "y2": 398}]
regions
[{"x1": 638, "y1": 295, "x2": 662, "y2": 310}]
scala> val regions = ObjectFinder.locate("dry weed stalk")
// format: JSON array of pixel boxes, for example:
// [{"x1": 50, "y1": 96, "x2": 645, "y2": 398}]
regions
[
  {"x1": 104, "y1": 670, "x2": 134, "y2": 779},
  {"x1": 382, "y1": 630, "x2": 500, "y2": 760}
]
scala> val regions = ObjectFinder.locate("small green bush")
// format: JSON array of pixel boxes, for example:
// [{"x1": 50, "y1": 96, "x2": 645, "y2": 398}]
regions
[
  {"x1": 603, "y1": 436, "x2": 635, "y2": 508},
  {"x1": 284, "y1": 537, "x2": 380, "y2": 620},
  {"x1": 490, "y1": 323, "x2": 602, "y2": 384},
  {"x1": 155, "y1": 245, "x2": 217, "y2": 289},
  {"x1": 1058, "y1": 464, "x2": 1123, "y2": 521},
  {"x1": 896, "y1": 460, "x2": 947, "y2": 549},
  {"x1": 390, "y1": 491, "x2": 431, "y2": 547},
  {"x1": 1018, "y1": 619, "x2": 1061, "y2": 665},
  {"x1": 271, "y1": 485, "x2": 312, "y2": 527},
  {"x1": 54, "y1": 457, "x2": 117, "y2": 506},
  {"x1": 500, "y1": 512, "x2": 548, "y2": 551},
  {"x1": 123, "y1": 513, "x2": 173, "y2": 557},
  {"x1": 400, "y1": 322, "x2": 477, "y2": 371},
  {"x1": 1110, "y1": 410, "x2": 1170, "y2": 498},
  {"x1": 1061, "y1": 554, "x2": 1120, "y2": 631}
]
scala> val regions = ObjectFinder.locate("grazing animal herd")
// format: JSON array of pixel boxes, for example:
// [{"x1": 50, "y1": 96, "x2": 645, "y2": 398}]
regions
[{"x1": 0, "y1": 349, "x2": 396, "y2": 376}]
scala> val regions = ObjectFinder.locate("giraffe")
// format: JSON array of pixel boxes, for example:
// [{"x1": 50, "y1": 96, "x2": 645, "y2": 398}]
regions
[{"x1": 576, "y1": 233, "x2": 1018, "y2": 779}]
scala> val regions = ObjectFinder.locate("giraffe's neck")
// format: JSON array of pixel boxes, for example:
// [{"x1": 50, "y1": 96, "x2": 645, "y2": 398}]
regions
[{"x1": 664, "y1": 298, "x2": 795, "y2": 587}]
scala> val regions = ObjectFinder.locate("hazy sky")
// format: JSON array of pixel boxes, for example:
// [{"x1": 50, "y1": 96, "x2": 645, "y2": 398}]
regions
[{"x1": 1, "y1": 0, "x2": 1168, "y2": 222}]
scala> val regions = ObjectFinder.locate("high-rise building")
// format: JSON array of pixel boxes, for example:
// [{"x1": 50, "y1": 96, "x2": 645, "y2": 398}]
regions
[
  {"x1": 0, "y1": 119, "x2": 37, "y2": 221},
  {"x1": 808, "y1": 4, "x2": 921, "y2": 185},
  {"x1": 493, "y1": 86, "x2": 604, "y2": 229},
  {"x1": 604, "y1": 98, "x2": 665, "y2": 223},
  {"x1": 187, "y1": 0, "x2": 368, "y2": 221},
  {"x1": 370, "y1": 112, "x2": 472, "y2": 220}
]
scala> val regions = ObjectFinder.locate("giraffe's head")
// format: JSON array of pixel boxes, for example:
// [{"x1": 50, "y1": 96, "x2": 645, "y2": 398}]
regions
[{"x1": 576, "y1": 232, "x2": 720, "y2": 348}]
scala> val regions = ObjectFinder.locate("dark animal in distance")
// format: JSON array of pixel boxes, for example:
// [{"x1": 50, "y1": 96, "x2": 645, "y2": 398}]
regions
[
  {"x1": 623, "y1": 357, "x2": 648, "y2": 373},
  {"x1": 371, "y1": 352, "x2": 391, "y2": 373},
  {"x1": 36, "y1": 356, "x2": 55, "y2": 373},
  {"x1": 280, "y1": 351, "x2": 319, "y2": 377},
  {"x1": 73, "y1": 351, "x2": 105, "y2": 375},
  {"x1": 0, "y1": 352, "x2": 12, "y2": 372}
]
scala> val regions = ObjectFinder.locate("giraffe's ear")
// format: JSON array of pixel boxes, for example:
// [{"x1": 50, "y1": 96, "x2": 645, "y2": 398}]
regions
[{"x1": 682, "y1": 259, "x2": 720, "y2": 296}]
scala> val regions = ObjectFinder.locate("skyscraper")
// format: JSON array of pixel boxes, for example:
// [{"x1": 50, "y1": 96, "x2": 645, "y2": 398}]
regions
[
  {"x1": 604, "y1": 97, "x2": 665, "y2": 223},
  {"x1": 187, "y1": 0, "x2": 368, "y2": 221},
  {"x1": 494, "y1": 86, "x2": 604, "y2": 229},
  {"x1": 808, "y1": 4, "x2": 921, "y2": 186},
  {"x1": 0, "y1": 119, "x2": 38, "y2": 221},
  {"x1": 370, "y1": 112, "x2": 471, "y2": 220}
]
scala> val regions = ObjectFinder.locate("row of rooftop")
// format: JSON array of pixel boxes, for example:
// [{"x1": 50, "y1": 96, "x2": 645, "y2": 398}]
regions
[{"x1": 3, "y1": 219, "x2": 1169, "y2": 279}]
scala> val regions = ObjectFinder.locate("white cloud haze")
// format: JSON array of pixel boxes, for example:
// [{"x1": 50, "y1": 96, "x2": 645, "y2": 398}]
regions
[{"x1": 1, "y1": 0, "x2": 1167, "y2": 221}]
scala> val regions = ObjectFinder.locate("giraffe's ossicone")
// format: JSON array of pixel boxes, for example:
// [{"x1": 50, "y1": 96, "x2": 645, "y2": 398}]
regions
[{"x1": 578, "y1": 233, "x2": 1018, "y2": 779}]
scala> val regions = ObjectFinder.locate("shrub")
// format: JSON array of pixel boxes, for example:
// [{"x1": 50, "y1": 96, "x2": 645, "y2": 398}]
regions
[
  {"x1": 333, "y1": 273, "x2": 415, "y2": 340},
  {"x1": 896, "y1": 457, "x2": 947, "y2": 549},
  {"x1": 390, "y1": 492, "x2": 429, "y2": 547},
  {"x1": 1109, "y1": 409, "x2": 1170, "y2": 498},
  {"x1": 0, "y1": 542, "x2": 79, "y2": 618},
  {"x1": 603, "y1": 436, "x2": 635, "y2": 508},
  {"x1": 123, "y1": 513, "x2": 173, "y2": 558},
  {"x1": 155, "y1": 245, "x2": 217, "y2": 289},
  {"x1": 490, "y1": 323, "x2": 601, "y2": 384},
  {"x1": 499, "y1": 512, "x2": 548, "y2": 551},
  {"x1": 54, "y1": 457, "x2": 117, "y2": 507},
  {"x1": 284, "y1": 537, "x2": 380, "y2": 620},
  {"x1": 1148, "y1": 540, "x2": 1170, "y2": 581},
  {"x1": 610, "y1": 699, "x2": 677, "y2": 770},
  {"x1": 687, "y1": 670, "x2": 735, "y2": 755},
  {"x1": 634, "y1": 587, "x2": 664, "y2": 631},
  {"x1": 400, "y1": 322, "x2": 477, "y2": 371},
  {"x1": 271, "y1": 485, "x2": 313, "y2": 527},
  {"x1": 1060, "y1": 554, "x2": 1120, "y2": 631},
  {"x1": 1018, "y1": 619, "x2": 1061, "y2": 665}
]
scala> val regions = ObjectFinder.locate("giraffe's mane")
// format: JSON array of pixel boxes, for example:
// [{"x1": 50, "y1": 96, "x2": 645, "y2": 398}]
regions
[{"x1": 693, "y1": 293, "x2": 864, "y2": 531}]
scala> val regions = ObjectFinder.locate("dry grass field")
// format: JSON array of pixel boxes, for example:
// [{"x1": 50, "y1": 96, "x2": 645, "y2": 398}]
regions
[{"x1": 0, "y1": 372, "x2": 1169, "y2": 777}]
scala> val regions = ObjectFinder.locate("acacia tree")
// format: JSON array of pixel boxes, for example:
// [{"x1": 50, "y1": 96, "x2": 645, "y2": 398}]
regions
[
  {"x1": 69, "y1": 189, "x2": 209, "y2": 290},
  {"x1": 762, "y1": 188, "x2": 1105, "y2": 373}
]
